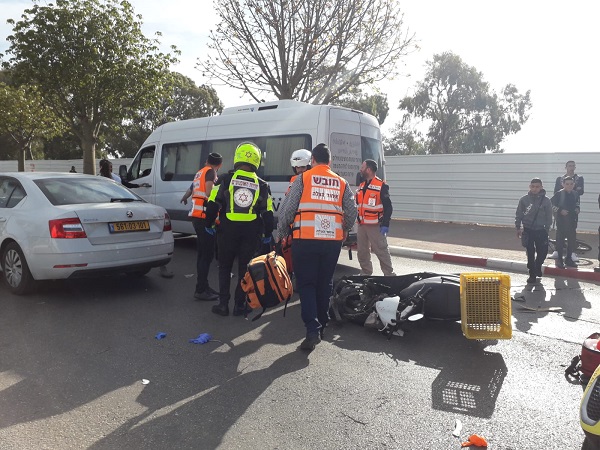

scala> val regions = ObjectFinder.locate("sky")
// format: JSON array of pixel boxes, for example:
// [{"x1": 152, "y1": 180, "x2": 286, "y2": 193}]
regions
[{"x1": 1, "y1": 0, "x2": 599, "y2": 153}]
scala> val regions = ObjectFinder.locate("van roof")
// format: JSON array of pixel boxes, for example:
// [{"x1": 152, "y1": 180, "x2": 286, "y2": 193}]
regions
[{"x1": 221, "y1": 99, "x2": 319, "y2": 115}]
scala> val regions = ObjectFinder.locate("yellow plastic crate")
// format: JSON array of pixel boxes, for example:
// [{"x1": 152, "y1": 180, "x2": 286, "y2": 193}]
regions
[{"x1": 460, "y1": 272, "x2": 512, "y2": 340}]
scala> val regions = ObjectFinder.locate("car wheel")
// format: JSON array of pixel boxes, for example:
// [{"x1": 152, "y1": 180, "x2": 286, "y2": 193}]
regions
[
  {"x1": 1, "y1": 242, "x2": 34, "y2": 295},
  {"x1": 126, "y1": 268, "x2": 151, "y2": 278}
]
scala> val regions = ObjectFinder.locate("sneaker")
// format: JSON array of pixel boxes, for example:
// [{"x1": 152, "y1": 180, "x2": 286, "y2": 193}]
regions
[
  {"x1": 206, "y1": 286, "x2": 219, "y2": 296},
  {"x1": 536, "y1": 268, "x2": 543, "y2": 278},
  {"x1": 211, "y1": 304, "x2": 229, "y2": 316},
  {"x1": 299, "y1": 335, "x2": 321, "y2": 351},
  {"x1": 565, "y1": 260, "x2": 577, "y2": 268},
  {"x1": 159, "y1": 266, "x2": 174, "y2": 278},
  {"x1": 548, "y1": 251, "x2": 558, "y2": 259},
  {"x1": 571, "y1": 253, "x2": 579, "y2": 262},
  {"x1": 527, "y1": 275, "x2": 537, "y2": 284},
  {"x1": 194, "y1": 290, "x2": 219, "y2": 301}
]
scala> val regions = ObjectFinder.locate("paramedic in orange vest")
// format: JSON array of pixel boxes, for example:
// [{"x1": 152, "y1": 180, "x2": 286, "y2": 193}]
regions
[
  {"x1": 355, "y1": 159, "x2": 396, "y2": 276},
  {"x1": 205, "y1": 142, "x2": 274, "y2": 317},
  {"x1": 277, "y1": 143, "x2": 357, "y2": 351},
  {"x1": 180, "y1": 152, "x2": 223, "y2": 300}
]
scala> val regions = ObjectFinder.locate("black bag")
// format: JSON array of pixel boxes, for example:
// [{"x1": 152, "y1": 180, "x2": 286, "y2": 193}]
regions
[{"x1": 521, "y1": 230, "x2": 529, "y2": 248}]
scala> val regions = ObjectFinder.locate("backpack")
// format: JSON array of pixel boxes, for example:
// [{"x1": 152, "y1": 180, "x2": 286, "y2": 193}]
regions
[
  {"x1": 565, "y1": 332, "x2": 600, "y2": 384},
  {"x1": 241, "y1": 251, "x2": 293, "y2": 321}
]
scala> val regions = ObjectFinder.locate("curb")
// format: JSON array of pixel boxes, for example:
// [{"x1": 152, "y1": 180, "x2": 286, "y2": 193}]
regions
[{"x1": 388, "y1": 245, "x2": 600, "y2": 283}]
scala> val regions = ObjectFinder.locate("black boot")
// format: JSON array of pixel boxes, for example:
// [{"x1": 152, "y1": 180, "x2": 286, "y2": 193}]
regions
[{"x1": 211, "y1": 302, "x2": 229, "y2": 316}]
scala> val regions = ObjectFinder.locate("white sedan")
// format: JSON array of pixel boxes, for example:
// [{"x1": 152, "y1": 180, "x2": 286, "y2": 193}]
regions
[{"x1": 0, "y1": 172, "x2": 174, "y2": 294}]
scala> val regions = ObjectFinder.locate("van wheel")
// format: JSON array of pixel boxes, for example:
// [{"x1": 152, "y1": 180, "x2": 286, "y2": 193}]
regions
[{"x1": 2, "y1": 242, "x2": 34, "y2": 295}]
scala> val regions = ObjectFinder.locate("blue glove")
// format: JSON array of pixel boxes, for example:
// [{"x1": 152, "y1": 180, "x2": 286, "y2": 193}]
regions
[
  {"x1": 262, "y1": 236, "x2": 272, "y2": 245},
  {"x1": 380, "y1": 226, "x2": 389, "y2": 236},
  {"x1": 155, "y1": 332, "x2": 167, "y2": 340},
  {"x1": 205, "y1": 227, "x2": 216, "y2": 236},
  {"x1": 189, "y1": 333, "x2": 212, "y2": 344}
]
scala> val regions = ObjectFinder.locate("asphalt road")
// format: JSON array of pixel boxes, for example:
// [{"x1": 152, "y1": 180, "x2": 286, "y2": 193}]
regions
[{"x1": 0, "y1": 236, "x2": 595, "y2": 449}]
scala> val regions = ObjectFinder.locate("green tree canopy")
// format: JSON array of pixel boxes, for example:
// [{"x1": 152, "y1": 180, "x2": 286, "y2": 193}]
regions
[
  {"x1": 105, "y1": 72, "x2": 224, "y2": 157},
  {"x1": 200, "y1": 0, "x2": 416, "y2": 105},
  {"x1": 3, "y1": 0, "x2": 179, "y2": 174},
  {"x1": 0, "y1": 82, "x2": 65, "y2": 170},
  {"x1": 337, "y1": 92, "x2": 389, "y2": 125},
  {"x1": 398, "y1": 52, "x2": 531, "y2": 154}
]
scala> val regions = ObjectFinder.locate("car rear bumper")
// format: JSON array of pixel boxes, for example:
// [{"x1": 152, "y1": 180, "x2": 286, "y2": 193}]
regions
[{"x1": 66, "y1": 257, "x2": 171, "y2": 278}]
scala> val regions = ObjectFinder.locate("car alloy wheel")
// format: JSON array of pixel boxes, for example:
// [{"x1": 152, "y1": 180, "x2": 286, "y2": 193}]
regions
[{"x1": 2, "y1": 242, "x2": 33, "y2": 295}]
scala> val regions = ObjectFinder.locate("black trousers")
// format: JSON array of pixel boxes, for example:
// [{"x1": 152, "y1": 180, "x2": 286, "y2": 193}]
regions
[
  {"x1": 555, "y1": 218, "x2": 577, "y2": 261},
  {"x1": 216, "y1": 222, "x2": 261, "y2": 307},
  {"x1": 524, "y1": 228, "x2": 548, "y2": 276},
  {"x1": 192, "y1": 217, "x2": 216, "y2": 293}
]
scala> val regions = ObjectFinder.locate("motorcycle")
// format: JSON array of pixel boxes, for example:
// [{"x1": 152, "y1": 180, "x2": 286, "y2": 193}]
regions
[{"x1": 332, "y1": 272, "x2": 462, "y2": 339}]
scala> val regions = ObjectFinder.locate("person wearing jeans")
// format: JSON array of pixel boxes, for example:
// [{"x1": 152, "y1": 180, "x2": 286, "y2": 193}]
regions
[{"x1": 515, "y1": 178, "x2": 553, "y2": 283}]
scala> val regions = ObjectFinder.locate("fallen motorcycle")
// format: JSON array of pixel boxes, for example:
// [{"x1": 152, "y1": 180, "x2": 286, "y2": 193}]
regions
[{"x1": 331, "y1": 272, "x2": 461, "y2": 339}]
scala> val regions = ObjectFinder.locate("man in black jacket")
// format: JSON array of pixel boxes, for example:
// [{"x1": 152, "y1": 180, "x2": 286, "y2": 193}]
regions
[
  {"x1": 551, "y1": 176, "x2": 580, "y2": 269},
  {"x1": 515, "y1": 178, "x2": 553, "y2": 283}
]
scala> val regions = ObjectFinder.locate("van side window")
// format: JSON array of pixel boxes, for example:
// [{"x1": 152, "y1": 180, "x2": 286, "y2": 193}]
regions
[
  {"x1": 162, "y1": 142, "x2": 203, "y2": 181},
  {"x1": 262, "y1": 135, "x2": 311, "y2": 182},
  {"x1": 129, "y1": 146, "x2": 155, "y2": 181}
]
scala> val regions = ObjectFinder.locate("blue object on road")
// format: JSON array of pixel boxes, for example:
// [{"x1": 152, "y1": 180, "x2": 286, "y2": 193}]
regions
[
  {"x1": 189, "y1": 333, "x2": 212, "y2": 344},
  {"x1": 155, "y1": 332, "x2": 167, "y2": 340}
]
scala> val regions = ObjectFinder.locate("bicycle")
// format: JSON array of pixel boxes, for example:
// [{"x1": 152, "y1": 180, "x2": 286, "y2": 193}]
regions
[{"x1": 547, "y1": 238, "x2": 592, "y2": 255}]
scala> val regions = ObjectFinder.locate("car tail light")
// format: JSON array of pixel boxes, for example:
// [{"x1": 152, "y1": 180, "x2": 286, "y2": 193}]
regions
[
  {"x1": 163, "y1": 213, "x2": 172, "y2": 232},
  {"x1": 49, "y1": 218, "x2": 87, "y2": 239}
]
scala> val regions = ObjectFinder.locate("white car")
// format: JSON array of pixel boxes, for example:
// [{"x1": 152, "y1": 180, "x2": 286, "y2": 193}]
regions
[{"x1": 0, "y1": 172, "x2": 174, "y2": 294}]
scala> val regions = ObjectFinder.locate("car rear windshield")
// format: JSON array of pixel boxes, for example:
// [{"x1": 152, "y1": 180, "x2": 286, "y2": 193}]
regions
[{"x1": 34, "y1": 177, "x2": 142, "y2": 206}]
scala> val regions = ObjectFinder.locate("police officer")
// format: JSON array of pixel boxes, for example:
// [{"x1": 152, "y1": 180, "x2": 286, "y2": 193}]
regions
[
  {"x1": 355, "y1": 159, "x2": 396, "y2": 277},
  {"x1": 180, "y1": 153, "x2": 223, "y2": 300},
  {"x1": 205, "y1": 142, "x2": 274, "y2": 316},
  {"x1": 277, "y1": 143, "x2": 357, "y2": 350}
]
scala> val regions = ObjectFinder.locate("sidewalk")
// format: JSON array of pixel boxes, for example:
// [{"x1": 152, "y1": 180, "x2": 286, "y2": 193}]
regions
[{"x1": 385, "y1": 219, "x2": 600, "y2": 283}]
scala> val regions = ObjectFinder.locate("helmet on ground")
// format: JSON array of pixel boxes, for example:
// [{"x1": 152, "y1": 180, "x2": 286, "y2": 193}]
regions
[
  {"x1": 234, "y1": 142, "x2": 261, "y2": 171},
  {"x1": 290, "y1": 149, "x2": 312, "y2": 167}
]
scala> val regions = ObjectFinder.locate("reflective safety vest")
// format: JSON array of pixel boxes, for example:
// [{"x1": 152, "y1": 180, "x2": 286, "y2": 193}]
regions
[
  {"x1": 189, "y1": 166, "x2": 216, "y2": 219},
  {"x1": 226, "y1": 169, "x2": 261, "y2": 222},
  {"x1": 286, "y1": 175, "x2": 298, "y2": 195},
  {"x1": 292, "y1": 165, "x2": 345, "y2": 241},
  {"x1": 356, "y1": 177, "x2": 384, "y2": 225}
]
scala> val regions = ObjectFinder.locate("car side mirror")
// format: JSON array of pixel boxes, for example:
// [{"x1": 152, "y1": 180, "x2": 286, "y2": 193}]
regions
[{"x1": 119, "y1": 165, "x2": 128, "y2": 181}]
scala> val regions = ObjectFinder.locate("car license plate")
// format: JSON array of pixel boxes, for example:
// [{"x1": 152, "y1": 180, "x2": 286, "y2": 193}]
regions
[{"x1": 109, "y1": 220, "x2": 150, "y2": 233}]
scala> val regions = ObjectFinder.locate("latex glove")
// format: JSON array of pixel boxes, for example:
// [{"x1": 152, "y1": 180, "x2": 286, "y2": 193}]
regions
[
  {"x1": 262, "y1": 236, "x2": 272, "y2": 245},
  {"x1": 189, "y1": 333, "x2": 212, "y2": 344},
  {"x1": 461, "y1": 434, "x2": 488, "y2": 447},
  {"x1": 205, "y1": 227, "x2": 216, "y2": 236},
  {"x1": 380, "y1": 226, "x2": 389, "y2": 236},
  {"x1": 155, "y1": 332, "x2": 167, "y2": 340}
]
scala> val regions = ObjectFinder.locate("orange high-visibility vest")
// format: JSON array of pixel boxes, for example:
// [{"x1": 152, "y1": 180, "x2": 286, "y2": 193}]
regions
[
  {"x1": 189, "y1": 166, "x2": 216, "y2": 219},
  {"x1": 356, "y1": 177, "x2": 384, "y2": 225},
  {"x1": 292, "y1": 165, "x2": 345, "y2": 241},
  {"x1": 286, "y1": 174, "x2": 298, "y2": 195}
]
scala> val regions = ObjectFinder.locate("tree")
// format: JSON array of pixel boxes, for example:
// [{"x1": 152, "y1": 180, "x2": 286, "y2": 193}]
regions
[
  {"x1": 3, "y1": 0, "x2": 179, "y2": 174},
  {"x1": 104, "y1": 73, "x2": 224, "y2": 157},
  {"x1": 398, "y1": 52, "x2": 532, "y2": 154},
  {"x1": 200, "y1": 0, "x2": 416, "y2": 105},
  {"x1": 382, "y1": 122, "x2": 426, "y2": 156},
  {"x1": 0, "y1": 82, "x2": 65, "y2": 170},
  {"x1": 337, "y1": 92, "x2": 389, "y2": 125}
]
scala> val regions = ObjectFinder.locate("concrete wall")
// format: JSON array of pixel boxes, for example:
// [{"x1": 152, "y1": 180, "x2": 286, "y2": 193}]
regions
[{"x1": 385, "y1": 152, "x2": 600, "y2": 232}]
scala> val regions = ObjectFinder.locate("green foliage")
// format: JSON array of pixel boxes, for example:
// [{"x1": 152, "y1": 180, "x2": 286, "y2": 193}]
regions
[
  {"x1": 398, "y1": 52, "x2": 531, "y2": 154},
  {"x1": 382, "y1": 122, "x2": 426, "y2": 156},
  {"x1": 337, "y1": 92, "x2": 390, "y2": 125},
  {"x1": 3, "y1": 0, "x2": 179, "y2": 173},
  {"x1": 0, "y1": 82, "x2": 66, "y2": 169},
  {"x1": 104, "y1": 72, "x2": 224, "y2": 157},
  {"x1": 201, "y1": 0, "x2": 416, "y2": 104}
]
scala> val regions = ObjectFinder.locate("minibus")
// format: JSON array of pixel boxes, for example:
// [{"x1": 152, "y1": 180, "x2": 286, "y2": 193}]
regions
[{"x1": 120, "y1": 99, "x2": 384, "y2": 235}]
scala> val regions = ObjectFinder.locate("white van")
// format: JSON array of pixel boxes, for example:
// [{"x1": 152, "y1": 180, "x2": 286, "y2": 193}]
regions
[{"x1": 120, "y1": 100, "x2": 384, "y2": 235}]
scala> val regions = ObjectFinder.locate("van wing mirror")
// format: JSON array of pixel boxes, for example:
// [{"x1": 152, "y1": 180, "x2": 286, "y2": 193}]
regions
[{"x1": 118, "y1": 164, "x2": 128, "y2": 181}]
